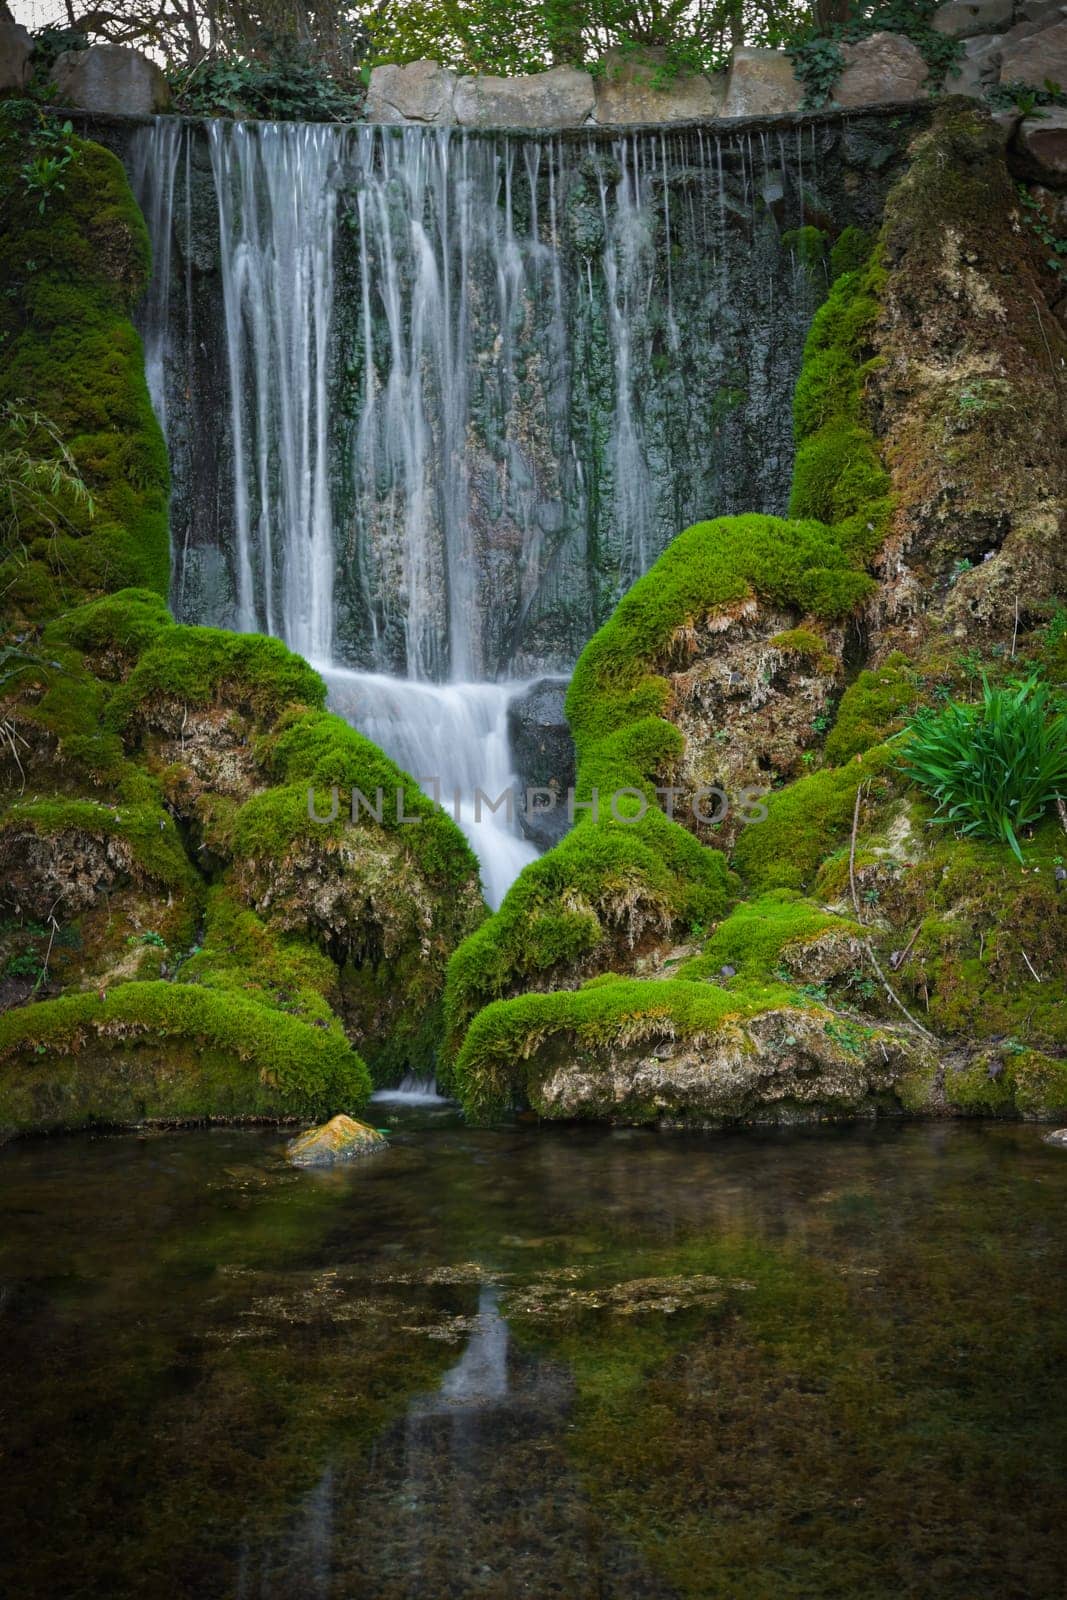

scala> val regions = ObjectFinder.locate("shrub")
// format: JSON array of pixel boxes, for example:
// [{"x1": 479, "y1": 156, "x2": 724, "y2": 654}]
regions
[{"x1": 899, "y1": 675, "x2": 1067, "y2": 862}]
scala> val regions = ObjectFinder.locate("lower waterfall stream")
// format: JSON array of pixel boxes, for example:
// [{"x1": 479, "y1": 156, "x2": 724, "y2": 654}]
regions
[{"x1": 320, "y1": 667, "x2": 539, "y2": 909}]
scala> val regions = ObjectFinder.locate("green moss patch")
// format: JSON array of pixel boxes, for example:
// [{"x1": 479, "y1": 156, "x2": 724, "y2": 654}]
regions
[
  {"x1": 0, "y1": 121, "x2": 168, "y2": 620},
  {"x1": 825, "y1": 654, "x2": 919, "y2": 764},
  {"x1": 112, "y1": 625, "x2": 327, "y2": 729},
  {"x1": 732, "y1": 748, "x2": 893, "y2": 894},
  {"x1": 678, "y1": 890, "x2": 860, "y2": 984}
]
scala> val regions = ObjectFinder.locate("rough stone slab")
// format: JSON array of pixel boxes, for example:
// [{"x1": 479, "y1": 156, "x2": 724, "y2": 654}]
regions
[
  {"x1": 1013, "y1": 107, "x2": 1067, "y2": 187},
  {"x1": 835, "y1": 31, "x2": 930, "y2": 106},
  {"x1": 721, "y1": 48, "x2": 803, "y2": 118},
  {"x1": 592, "y1": 48, "x2": 724, "y2": 124},
  {"x1": 364, "y1": 59, "x2": 456, "y2": 124},
  {"x1": 999, "y1": 18, "x2": 1067, "y2": 85},
  {"x1": 53, "y1": 44, "x2": 170, "y2": 115},
  {"x1": 933, "y1": 0, "x2": 1013, "y2": 38},
  {"x1": 454, "y1": 66, "x2": 595, "y2": 128},
  {"x1": 1016, "y1": 0, "x2": 1067, "y2": 23},
  {"x1": 944, "y1": 32, "x2": 1005, "y2": 94},
  {"x1": 0, "y1": 13, "x2": 33, "y2": 91}
]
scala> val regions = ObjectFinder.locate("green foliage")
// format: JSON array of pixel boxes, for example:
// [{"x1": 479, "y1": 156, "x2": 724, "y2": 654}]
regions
[
  {"x1": 0, "y1": 399, "x2": 95, "y2": 547},
  {"x1": 171, "y1": 44, "x2": 366, "y2": 121},
  {"x1": 18, "y1": 120, "x2": 75, "y2": 217},
  {"x1": 899, "y1": 675, "x2": 1067, "y2": 863},
  {"x1": 1016, "y1": 183, "x2": 1067, "y2": 283},
  {"x1": 0, "y1": 979, "x2": 371, "y2": 1133},
  {"x1": 366, "y1": 0, "x2": 802, "y2": 77},
  {"x1": 987, "y1": 80, "x2": 1067, "y2": 114}
]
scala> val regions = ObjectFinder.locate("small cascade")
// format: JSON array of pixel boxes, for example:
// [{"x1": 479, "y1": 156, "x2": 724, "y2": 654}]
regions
[{"x1": 321, "y1": 667, "x2": 539, "y2": 910}]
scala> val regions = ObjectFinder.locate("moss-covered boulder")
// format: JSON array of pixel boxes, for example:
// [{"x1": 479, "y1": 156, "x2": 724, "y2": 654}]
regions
[
  {"x1": 0, "y1": 980, "x2": 370, "y2": 1138},
  {"x1": 452, "y1": 975, "x2": 934, "y2": 1126}
]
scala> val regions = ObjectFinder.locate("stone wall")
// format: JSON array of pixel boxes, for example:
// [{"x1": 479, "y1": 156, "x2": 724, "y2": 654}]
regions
[{"x1": 6, "y1": 4, "x2": 1065, "y2": 147}]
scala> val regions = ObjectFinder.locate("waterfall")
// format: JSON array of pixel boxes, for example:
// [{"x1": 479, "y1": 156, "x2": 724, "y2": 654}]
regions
[
  {"x1": 322, "y1": 668, "x2": 539, "y2": 910},
  {"x1": 127, "y1": 114, "x2": 842, "y2": 902}
]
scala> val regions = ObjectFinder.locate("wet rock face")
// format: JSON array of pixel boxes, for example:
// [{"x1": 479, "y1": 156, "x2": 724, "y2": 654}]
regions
[
  {"x1": 122, "y1": 112, "x2": 917, "y2": 680},
  {"x1": 53, "y1": 44, "x2": 170, "y2": 115},
  {"x1": 507, "y1": 678, "x2": 575, "y2": 850},
  {"x1": 662, "y1": 602, "x2": 845, "y2": 845},
  {"x1": 530, "y1": 1007, "x2": 932, "y2": 1126}
]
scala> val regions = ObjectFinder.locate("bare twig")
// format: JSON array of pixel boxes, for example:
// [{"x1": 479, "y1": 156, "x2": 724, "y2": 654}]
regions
[
  {"x1": 1032, "y1": 295, "x2": 1061, "y2": 393},
  {"x1": 889, "y1": 925, "x2": 921, "y2": 972},
  {"x1": 849, "y1": 783, "x2": 937, "y2": 1040},
  {"x1": 1021, "y1": 949, "x2": 1042, "y2": 984},
  {"x1": 1011, "y1": 594, "x2": 1019, "y2": 659}
]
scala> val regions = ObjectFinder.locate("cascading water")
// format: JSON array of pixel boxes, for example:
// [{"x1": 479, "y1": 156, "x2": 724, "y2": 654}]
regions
[
  {"x1": 321, "y1": 668, "x2": 538, "y2": 909},
  {"x1": 126, "y1": 113, "x2": 879, "y2": 904}
]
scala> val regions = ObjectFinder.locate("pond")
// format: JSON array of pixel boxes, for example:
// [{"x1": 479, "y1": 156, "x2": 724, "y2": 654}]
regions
[{"x1": 1, "y1": 1112, "x2": 1064, "y2": 1599}]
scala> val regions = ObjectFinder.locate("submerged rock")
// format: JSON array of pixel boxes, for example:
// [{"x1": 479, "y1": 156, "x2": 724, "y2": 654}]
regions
[
  {"x1": 1044, "y1": 1128, "x2": 1067, "y2": 1147},
  {"x1": 286, "y1": 1114, "x2": 387, "y2": 1167}
]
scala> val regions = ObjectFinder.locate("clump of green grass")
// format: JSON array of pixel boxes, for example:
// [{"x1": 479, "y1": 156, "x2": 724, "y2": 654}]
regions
[{"x1": 899, "y1": 675, "x2": 1067, "y2": 862}]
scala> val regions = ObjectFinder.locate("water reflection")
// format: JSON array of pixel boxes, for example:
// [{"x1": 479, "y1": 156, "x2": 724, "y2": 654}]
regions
[{"x1": 0, "y1": 1118, "x2": 1065, "y2": 1598}]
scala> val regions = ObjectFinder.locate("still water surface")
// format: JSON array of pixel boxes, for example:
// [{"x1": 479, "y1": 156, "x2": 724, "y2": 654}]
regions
[{"x1": 1, "y1": 1113, "x2": 1064, "y2": 1599}]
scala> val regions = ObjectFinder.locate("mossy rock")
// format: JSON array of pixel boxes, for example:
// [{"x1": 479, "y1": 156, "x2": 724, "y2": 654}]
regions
[
  {"x1": 452, "y1": 976, "x2": 931, "y2": 1127},
  {"x1": 0, "y1": 980, "x2": 371, "y2": 1136},
  {"x1": 441, "y1": 813, "x2": 732, "y2": 1084}
]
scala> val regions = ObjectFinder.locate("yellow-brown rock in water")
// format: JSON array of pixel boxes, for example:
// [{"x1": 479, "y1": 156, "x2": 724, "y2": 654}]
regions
[{"x1": 286, "y1": 1114, "x2": 386, "y2": 1167}]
